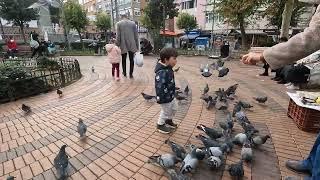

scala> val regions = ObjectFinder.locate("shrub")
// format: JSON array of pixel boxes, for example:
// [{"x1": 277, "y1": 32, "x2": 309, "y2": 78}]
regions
[{"x1": 36, "y1": 57, "x2": 60, "y2": 70}]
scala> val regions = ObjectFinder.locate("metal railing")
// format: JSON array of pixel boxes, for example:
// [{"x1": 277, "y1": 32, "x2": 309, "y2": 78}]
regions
[{"x1": 0, "y1": 57, "x2": 81, "y2": 103}]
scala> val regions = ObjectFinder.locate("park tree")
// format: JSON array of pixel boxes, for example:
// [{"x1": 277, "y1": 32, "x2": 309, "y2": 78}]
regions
[
  {"x1": 140, "y1": 0, "x2": 178, "y2": 52},
  {"x1": 49, "y1": 5, "x2": 61, "y2": 26},
  {"x1": 95, "y1": 12, "x2": 112, "y2": 41},
  {"x1": 0, "y1": 0, "x2": 38, "y2": 43},
  {"x1": 216, "y1": 0, "x2": 264, "y2": 49},
  {"x1": 64, "y1": 0, "x2": 88, "y2": 48},
  {"x1": 176, "y1": 13, "x2": 197, "y2": 46}
]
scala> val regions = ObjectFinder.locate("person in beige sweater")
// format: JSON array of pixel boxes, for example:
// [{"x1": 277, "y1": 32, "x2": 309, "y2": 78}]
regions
[{"x1": 242, "y1": 2, "x2": 320, "y2": 180}]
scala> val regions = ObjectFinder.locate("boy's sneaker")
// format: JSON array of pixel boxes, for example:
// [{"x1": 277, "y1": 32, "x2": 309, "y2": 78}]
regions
[
  {"x1": 157, "y1": 124, "x2": 171, "y2": 134},
  {"x1": 165, "y1": 119, "x2": 177, "y2": 128}
]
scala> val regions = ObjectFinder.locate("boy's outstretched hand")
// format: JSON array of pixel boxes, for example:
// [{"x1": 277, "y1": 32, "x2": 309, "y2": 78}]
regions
[{"x1": 241, "y1": 52, "x2": 265, "y2": 65}]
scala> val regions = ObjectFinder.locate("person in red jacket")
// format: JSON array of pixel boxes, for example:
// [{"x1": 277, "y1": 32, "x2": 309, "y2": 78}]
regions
[{"x1": 6, "y1": 36, "x2": 18, "y2": 59}]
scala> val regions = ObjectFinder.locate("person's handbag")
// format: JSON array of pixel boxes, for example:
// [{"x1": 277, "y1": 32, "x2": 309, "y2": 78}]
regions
[
  {"x1": 30, "y1": 34, "x2": 39, "y2": 49},
  {"x1": 134, "y1": 52, "x2": 144, "y2": 67}
]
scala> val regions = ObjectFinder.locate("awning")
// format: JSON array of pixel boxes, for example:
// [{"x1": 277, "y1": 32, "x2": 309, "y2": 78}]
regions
[
  {"x1": 180, "y1": 34, "x2": 199, "y2": 40},
  {"x1": 160, "y1": 30, "x2": 180, "y2": 37}
]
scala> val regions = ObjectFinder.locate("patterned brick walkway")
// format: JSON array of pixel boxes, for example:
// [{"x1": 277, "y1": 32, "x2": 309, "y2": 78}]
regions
[{"x1": 0, "y1": 55, "x2": 317, "y2": 180}]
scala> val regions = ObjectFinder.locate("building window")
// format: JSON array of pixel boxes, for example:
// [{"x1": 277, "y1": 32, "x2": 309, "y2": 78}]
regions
[{"x1": 181, "y1": 0, "x2": 196, "y2": 9}]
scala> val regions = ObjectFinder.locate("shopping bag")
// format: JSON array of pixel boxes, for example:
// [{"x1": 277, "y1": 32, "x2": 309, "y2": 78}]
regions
[{"x1": 134, "y1": 52, "x2": 144, "y2": 67}]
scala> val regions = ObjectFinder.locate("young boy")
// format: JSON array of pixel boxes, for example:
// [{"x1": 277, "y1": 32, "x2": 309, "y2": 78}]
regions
[{"x1": 155, "y1": 48, "x2": 178, "y2": 134}]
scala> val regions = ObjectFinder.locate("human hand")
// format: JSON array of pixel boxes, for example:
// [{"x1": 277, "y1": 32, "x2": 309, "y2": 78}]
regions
[{"x1": 241, "y1": 52, "x2": 264, "y2": 65}]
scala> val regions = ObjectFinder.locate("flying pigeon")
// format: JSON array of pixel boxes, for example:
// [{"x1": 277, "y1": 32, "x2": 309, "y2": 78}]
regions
[
  {"x1": 203, "y1": 84, "x2": 209, "y2": 95},
  {"x1": 166, "y1": 169, "x2": 191, "y2": 180},
  {"x1": 165, "y1": 139, "x2": 186, "y2": 161},
  {"x1": 195, "y1": 134, "x2": 220, "y2": 148},
  {"x1": 57, "y1": 89, "x2": 63, "y2": 97},
  {"x1": 180, "y1": 145, "x2": 206, "y2": 174},
  {"x1": 77, "y1": 118, "x2": 87, "y2": 138},
  {"x1": 252, "y1": 135, "x2": 270, "y2": 146},
  {"x1": 54, "y1": 145, "x2": 69, "y2": 180},
  {"x1": 184, "y1": 86, "x2": 189, "y2": 96},
  {"x1": 174, "y1": 67, "x2": 180, "y2": 72},
  {"x1": 218, "y1": 67, "x2": 229, "y2": 77},
  {"x1": 241, "y1": 140, "x2": 253, "y2": 162},
  {"x1": 206, "y1": 156, "x2": 222, "y2": 169},
  {"x1": 148, "y1": 154, "x2": 179, "y2": 168},
  {"x1": 21, "y1": 104, "x2": 31, "y2": 114},
  {"x1": 225, "y1": 84, "x2": 239, "y2": 96},
  {"x1": 253, "y1": 96, "x2": 268, "y2": 103},
  {"x1": 196, "y1": 124, "x2": 223, "y2": 140},
  {"x1": 228, "y1": 160, "x2": 244, "y2": 178},
  {"x1": 141, "y1": 92, "x2": 156, "y2": 101},
  {"x1": 91, "y1": 66, "x2": 95, "y2": 73}
]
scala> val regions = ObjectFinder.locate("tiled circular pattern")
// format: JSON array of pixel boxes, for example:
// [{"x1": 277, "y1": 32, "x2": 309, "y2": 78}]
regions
[{"x1": 0, "y1": 56, "x2": 317, "y2": 180}]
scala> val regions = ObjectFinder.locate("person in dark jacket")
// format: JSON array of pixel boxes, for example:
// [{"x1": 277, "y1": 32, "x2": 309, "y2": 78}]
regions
[{"x1": 155, "y1": 48, "x2": 178, "y2": 134}]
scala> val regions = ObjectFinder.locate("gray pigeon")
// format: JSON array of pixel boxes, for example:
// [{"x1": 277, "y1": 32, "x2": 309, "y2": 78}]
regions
[
  {"x1": 252, "y1": 135, "x2": 270, "y2": 146},
  {"x1": 148, "y1": 154, "x2": 179, "y2": 168},
  {"x1": 253, "y1": 96, "x2": 268, "y2": 103},
  {"x1": 165, "y1": 139, "x2": 186, "y2": 160},
  {"x1": 215, "y1": 88, "x2": 227, "y2": 102},
  {"x1": 141, "y1": 92, "x2": 156, "y2": 101},
  {"x1": 228, "y1": 160, "x2": 244, "y2": 178},
  {"x1": 203, "y1": 84, "x2": 209, "y2": 95},
  {"x1": 225, "y1": 84, "x2": 239, "y2": 96},
  {"x1": 206, "y1": 145, "x2": 228, "y2": 157},
  {"x1": 6, "y1": 176, "x2": 15, "y2": 180},
  {"x1": 235, "y1": 111, "x2": 251, "y2": 124},
  {"x1": 166, "y1": 169, "x2": 191, "y2": 180},
  {"x1": 218, "y1": 67, "x2": 229, "y2": 77},
  {"x1": 54, "y1": 145, "x2": 69, "y2": 180},
  {"x1": 232, "y1": 133, "x2": 248, "y2": 146},
  {"x1": 239, "y1": 101, "x2": 253, "y2": 109},
  {"x1": 195, "y1": 134, "x2": 220, "y2": 148},
  {"x1": 206, "y1": 156, "x2": 222, "y2": 169},
  {"x1": 241, "y1": 140, "x2": 253, "y2": 162},
  {"x1": 196, "y1": 124, "x2": 223, "y2": 140},
  {"x1": 220, "y1": 131, "x2": 234, "y2": 153},
  {"x1": 77, "y1": 118, "x2": 87, "y2": 138},
  {"x1": 232, "y1": 102, "x2": 242, "y2": 117},
  {"x1": 57, "y1": 89, "x2": 63, "y2": 97},
  {"x1": 180, "y1": 145, "x2": 206, "y2": 174},
  {"x1": 21, "y1": 104, "x2": 31, "y2": 114},
  {"x1": 240, "y1": 121, "x2": 259, "y2": 134},
  {"x1": 91, "y1": 66, "x2": 95, "y2": 73},
  {"x1": 219, "y1": 112, "x2": 234, "y2": 131}
]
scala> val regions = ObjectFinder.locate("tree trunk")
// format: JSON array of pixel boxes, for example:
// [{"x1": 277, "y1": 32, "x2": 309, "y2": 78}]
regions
[
  {"x1": 63, "y1": 26, "x2": 70, "y2": 50},
  {"x1": 114, "y1": 0, "x2": 120, "y2": 22},
  {"x1": 150, "y1": 29, "x2": 162, "y2": 54},
  {"x1": 77, "y1": 29, "x2": 83, "y2": 49},
  {"x1": 110, "y1": 0, "x2": 115, "y2": 30},
  {"x1": 280, "y1": 0, "x2": 294, "y2": 39},
  {"x1": 239, "y1": 17, "x2": 247, "y2": 50},
  {"x1": 20, "y1": 24, "x2": 27, "y2": 44},
  {"x1": 131, "y1": 0, "x2": 135, "y2": 20},
  {"x1": 0, "y1": 19, "x2": 4, "y2": 36},
  {"x1": 60, "y1": 0, "x2": 70, "y2": 50}
]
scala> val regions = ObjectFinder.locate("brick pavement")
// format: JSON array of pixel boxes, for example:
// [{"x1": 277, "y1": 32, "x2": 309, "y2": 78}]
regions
[{"x1": 0, "y1": 55, "x2": 317, "y2": 180}]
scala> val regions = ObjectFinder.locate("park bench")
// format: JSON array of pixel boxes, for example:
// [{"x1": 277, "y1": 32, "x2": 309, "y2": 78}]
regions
[{"x1": 1, "y1": 44, "x2": 32, "y2": 58}]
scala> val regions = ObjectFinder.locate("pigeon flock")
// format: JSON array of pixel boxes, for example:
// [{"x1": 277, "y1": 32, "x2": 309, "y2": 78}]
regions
[{"x1": 144, "y1": 58, "x2": 272, "y2": 179}]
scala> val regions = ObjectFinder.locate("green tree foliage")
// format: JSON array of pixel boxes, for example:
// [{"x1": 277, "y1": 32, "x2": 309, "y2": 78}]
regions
[
  {"x1": 49, "y1": 5, "x2": 61, "y2": 25},
  {"x1": 0, "y1": 0, "x2": 38, "y2": 43},
  {"x1": 140, "y1": 0, "x2": 179, "y2": 52},
  {"x1": 95, "y1": 12, "x2": 112, "y2": 41},
  {"x1": 64, "y1": 0, "x2": 88, "y2": 48},
  {"x1": 176, "y1": 13, "x2": 198, "y2": 33},
  {"x1": 265, "y1": 0, "x2": 308, "y2": 29},
  {"x1": 216, "y1": 0, "x2": 264, "y2": 49}
]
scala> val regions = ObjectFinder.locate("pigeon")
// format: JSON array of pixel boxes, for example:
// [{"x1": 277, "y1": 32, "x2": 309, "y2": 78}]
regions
[
  {"x1": 240, "y1": 121, "x2": 259, "y2": 134},
  {"x1": 180, "y1": 145, "x2": 206, "y2": 174},
  {"x1": 215, "y1": 88, "x2": 227, "y2": 102},
  {"x1": 239, "y1": 101, "x2": 253, "y2": 109},
  {"x1": 201, "y1": 95, "x2": 214, "y2": 104},
  {"x1": 219, "y1": 120, "x2": 233, "y2": 132},
  {"x1": 225, "y1": 84, "x2": 239, "y2": 96},
  {"x1": 253, "y1": 96, "x2": 268, "y2": 103},
  {"x1": 166, "y1": 168, "x2": 191, "y2": 180},
  {"x1": 206, "y1": 156, "x2": 222, "y2": 169},
  {"x1": 232, "y1": 102, "x2": 242, "y2": 117},
  {"x1": 209, "y1": 62, "x2": 217, "y2": 70},
  {"x1": 203, "y1": 84, "x2": 209, "y2": 95},
  {"x1": 196, "y1": 124, "x2": 223, "y2": 139},
  {"x1": 174, "y1": 67, "x2": 180, "y2": 72},
  {"x1": 195, "y1": 134, "x2": 220, "y2": 148},
  {"x1": 57, "y1": 89, "x2": 63, "y2": 97},
  {"x1": 165, "y1": 139, "x2": 186, "y2": 160},
  {"x1": 54, "y1": 145, "x2": 69, "y2": 180},
  {"x1": 232, "y1": 133, "x2": 248, "y2": 146},
  {"x1": 220, "y1": 132, "x2": 234, "y2": 153},
  {"x1": 228, "y1": 160, "x2": 244, "y2": 178},
  {"x1": 175, "y1": 94, "x2": 187, "y2": 101},
  {"x1": 206, "y1": 145, "x2": 228, "y2": 158},
  {"x1": 77, "y1": 118, "x2": 87, "y2": 138},
  {"x1": 252, "y1": 135, "x2": 270, "y2": 146},
  {"x1": 21, "y1": 104, "x2": 31, "y2": 114},
  {"x1": 184, "y1": 86, "x2": 189, "y2": 95},
  {"x1": 217, "y1": 59, "x2": 225, "y2": 68},
  {"x1": 148, "y1": 154, "x2": 179, "y2": 168},
  {"x1": 235, "y1": 111, "x2": 251, "y2": 124},
  {"x1": 91, "y1": 66, "x2": 95, "y2": 73},
  {"x1": 241, "y1": 140, "x2": 253, "y2": 162},
  {"x1": 216, "y1": 100, "x2": 228, "y2": 110},
  {"x1": 6, "y1": 176, "x2": 15, "y2": 180},
  {"x1": 218, "y1": 67, "x2": 229, "y2": 77},
  {"x1": 141, "y1": 92, "x2": 156, "y2": 101},
  {"x1": 206, "y1": 98, "x2": 217, "y2": 109},
  {"x1": 202, "y1": 71, "x2": 212, "y2": 77}
]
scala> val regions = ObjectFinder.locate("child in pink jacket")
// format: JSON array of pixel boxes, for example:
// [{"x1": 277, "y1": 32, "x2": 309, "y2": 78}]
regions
[{"x1": 105, "y1": 39, "x2": 121, "y2": 81}]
